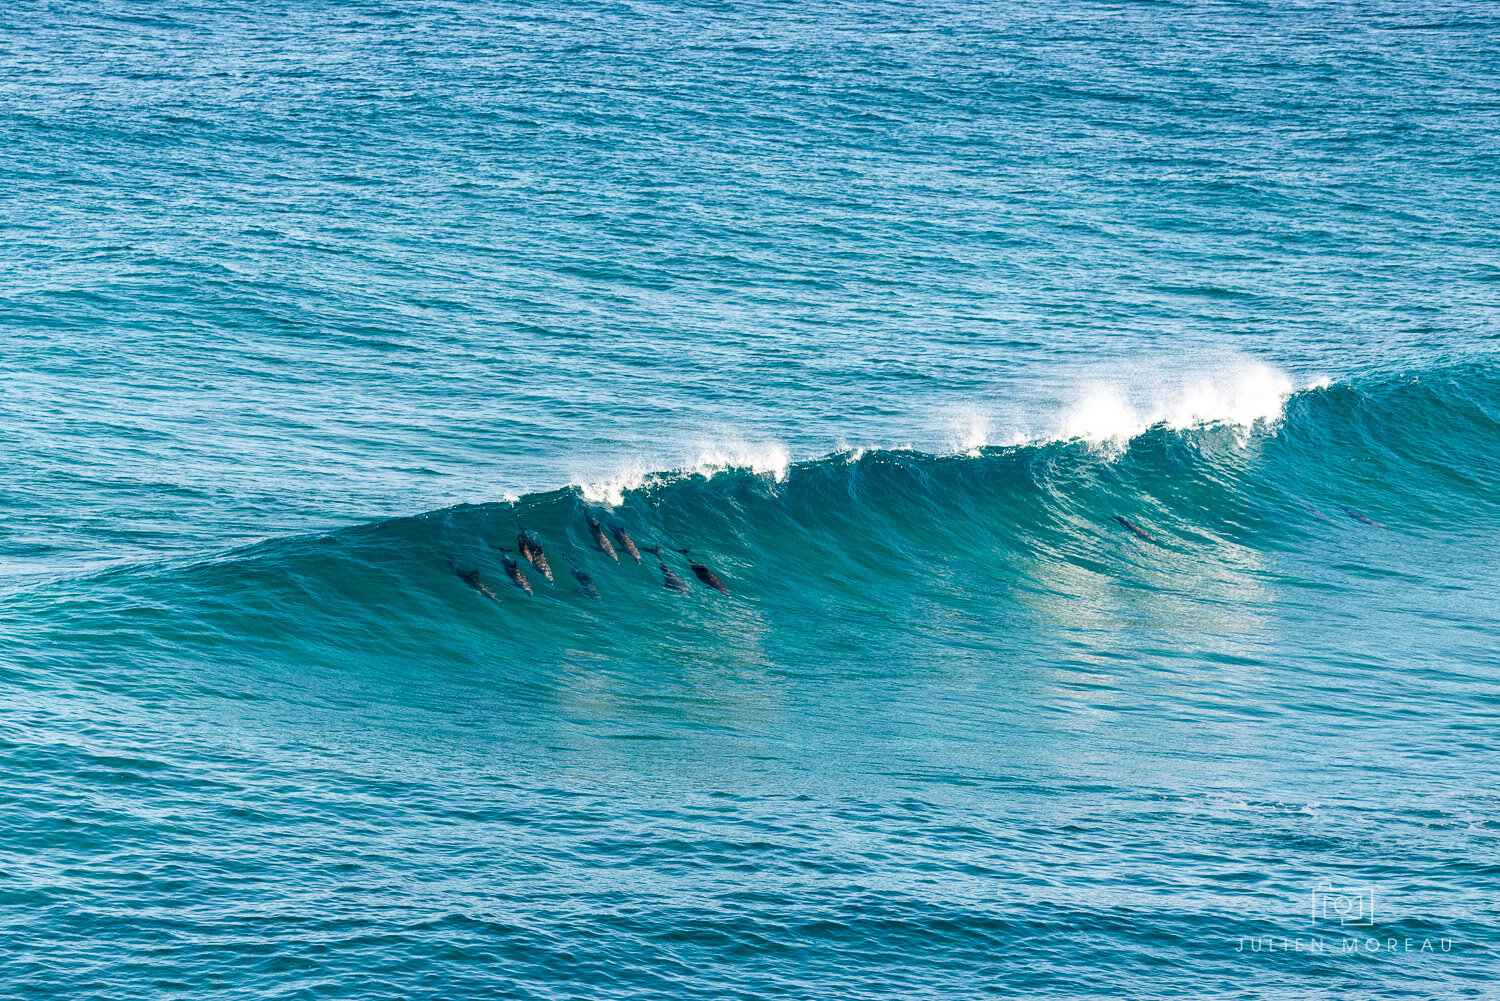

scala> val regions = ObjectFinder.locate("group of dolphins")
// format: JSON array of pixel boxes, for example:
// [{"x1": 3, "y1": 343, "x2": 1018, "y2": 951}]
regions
[
  {"x1": 448, "y1": 498, "x2": 1380, "y2": 603},
  {"x1": 447, "y1": 510, "x2": 729, "y2": 604}
]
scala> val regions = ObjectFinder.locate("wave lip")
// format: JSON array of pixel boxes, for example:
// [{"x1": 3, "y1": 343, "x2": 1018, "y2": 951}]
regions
[
  {"x1": 578, "y1": 439, "x2": 791, "y2": 508},
  {"x1": 1055, "y1": 358, "x2": 1297, "y2": 448}
]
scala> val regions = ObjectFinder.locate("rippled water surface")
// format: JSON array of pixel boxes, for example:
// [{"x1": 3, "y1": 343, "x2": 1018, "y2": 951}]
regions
[{"x1": 2, "y1": 2, "x2": 1498, "y2": 998}]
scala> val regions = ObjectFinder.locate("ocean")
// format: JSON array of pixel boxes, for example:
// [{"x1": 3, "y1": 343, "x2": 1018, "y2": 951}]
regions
[{"x1": 2, "y1": 1, "x2": 1497, "y2": 997}]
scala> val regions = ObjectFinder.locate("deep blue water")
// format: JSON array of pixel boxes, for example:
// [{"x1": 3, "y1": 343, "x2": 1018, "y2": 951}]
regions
[{"x1": 2, "y1": 1, "x2": 1499, "y2": 997}]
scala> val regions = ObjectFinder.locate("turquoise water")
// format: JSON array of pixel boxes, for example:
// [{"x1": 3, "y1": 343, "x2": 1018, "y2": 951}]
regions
[{"x1": 3, "y1": 2, "x2": 1499, "y2": 997}]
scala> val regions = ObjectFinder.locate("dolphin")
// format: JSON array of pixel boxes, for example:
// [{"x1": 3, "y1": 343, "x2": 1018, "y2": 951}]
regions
[
  {"x1": 516, "y1": 531, "x2": 554, "y2": 582},
  {"x1": 447, "y1": 559, "x2": 500, "y2": 603},
  {"x1": 564, "y1": 556, "x2": 600, "y2": 598},
  {"x1": 612, "y1": 525, "x2": 642, "y2": 563},
  {"x1": 658, "y1": 558, "x2": 690, "y2": 593},
  {"x1": 500, "y1": 552, "x2": 533, "y2": 595},
  {"x1": 676, "y1": 549, "x2": 729, "y2": 594},
  {"x1": 1342, "y1": 507, "x2": 1384, "y2": 527},
  {"x1": 1114, "y1": 516, "x2": 1155, "y2": 543},
  {"x1": 1297, "y1": 497, "x2": 1335, "y2": 524},
  {"x1": 585, "y1": 512, "x2": 618, "y2": 561}
]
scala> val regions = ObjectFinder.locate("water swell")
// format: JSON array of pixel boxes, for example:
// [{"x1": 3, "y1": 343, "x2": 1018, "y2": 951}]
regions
[{"x1": 7, "y1": 363, "x2": 1498, "y2": 686}]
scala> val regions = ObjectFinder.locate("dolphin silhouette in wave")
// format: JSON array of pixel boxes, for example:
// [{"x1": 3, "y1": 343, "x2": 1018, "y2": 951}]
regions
[
  {"x1": 565, "y1": 555, "x2": 600, "y2": 598},
  {"x1": 658, "y1": 558, "x2": 690, "y2": 592},
  {"x1": 675, "y1": 549, "x2": 729, "y2": 594},
  {"x1": 499, "y1": 551, "x2": 533, "y2": 595},
  {"x1": 447, "y1": 558, "x2": 500, "y2": 603},
  {"x1": 642, "y1": 548, "x2": 685, "y2": 591},
  {"x1": 1114, "y1": 516, "x2": 1155, "y2": 543},
  {"x1": 612, "y1": 525, "x2": 642, "y2": 563},
  {"x1": 516, "y1": 531, "x2": 553, "y2": 582},
  {"x1": 584, "y1": 512, "x2": 618, "y2": 561}
]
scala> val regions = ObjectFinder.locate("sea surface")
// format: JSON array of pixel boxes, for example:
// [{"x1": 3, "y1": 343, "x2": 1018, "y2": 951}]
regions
[{"x1": 2, "y1": 1, "x2": 1499, "y2": 997}]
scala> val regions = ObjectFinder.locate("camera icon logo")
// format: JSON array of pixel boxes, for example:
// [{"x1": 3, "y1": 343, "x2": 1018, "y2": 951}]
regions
[{"x1": 1311, "y1": 883, "x2": 1376, "y2": 927}]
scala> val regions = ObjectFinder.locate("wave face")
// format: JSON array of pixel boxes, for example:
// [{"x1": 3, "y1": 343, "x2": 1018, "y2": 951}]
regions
[
  {"x1": 4, "y1": 364, "x2": 1498, "y2": 997},
  {"x1": 11, "y1": 364, "x2": 1499, "y2": 666}
]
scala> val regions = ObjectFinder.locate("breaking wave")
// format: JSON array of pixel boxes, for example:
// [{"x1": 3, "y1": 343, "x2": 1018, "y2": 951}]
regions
[{"x1": 6, "y1": 361, "x2": 1497, "y2": 686}]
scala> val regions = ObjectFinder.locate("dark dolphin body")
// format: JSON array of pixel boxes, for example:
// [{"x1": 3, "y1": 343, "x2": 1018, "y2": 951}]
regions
[
  {"x1": 501, "y1": 553, "x2": 533, "y2": 595},
  {"x1": 659, "y1": 559, "x2": 690, "y2": 592},
  {"x1": 613, "y1": 526, "x2": 642, "y2": 563},
  {"x1": 1342, "y1": 507, "x2": 1384, "y2": 527},
  {"x1": 677, "y1": 550, "x2": 729, "y2": 594},
  {"x1": 448, "y1": 560, "x2": 500, "y2": 603},
  {"x1": 516, "y1": 531, "x2": 553, "y2": 582},
  {"x1": 1114, "y1": 516, "x2": 1155, "y2": 543},
  {"x1": 585, "y1": 513, "x2": 618, "y2": 561},
  {"x1": 566, "y1": 557, "x2": 599, "y2": 598},
  {"x1": 1298, "y1": 497, "x2": 1335, "y2": 524}
]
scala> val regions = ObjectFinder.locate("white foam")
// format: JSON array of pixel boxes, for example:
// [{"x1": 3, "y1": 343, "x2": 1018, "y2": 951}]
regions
[
  {"x1": 685, "y1": 439, "x2": 790, "y2": 483},
  {"x1": 1056, "y1": 358, "x2": 1296, "y2": 449},
  {"x1": 574, "y1": 358, "x2": 1311, "y2": 505},
  {"x1": 578, "y1": 465, "x2": 660, "y2": 507},
  {"x1": 1059, "y1": 385, "x2": 1142, "y2": 447},
  {"x1": 947, "y1": 407, "x2": 994, "y2": 457},
  {"x1": 576, "y1": 437, "x2": 789, "y2": 507}
]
